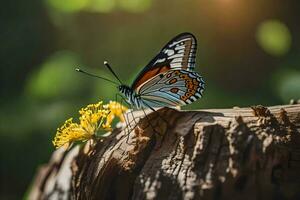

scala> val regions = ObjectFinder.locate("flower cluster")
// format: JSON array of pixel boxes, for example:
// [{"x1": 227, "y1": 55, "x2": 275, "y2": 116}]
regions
[{"x1": 52, "y1": 101, "x2": 127, "y2": 149}]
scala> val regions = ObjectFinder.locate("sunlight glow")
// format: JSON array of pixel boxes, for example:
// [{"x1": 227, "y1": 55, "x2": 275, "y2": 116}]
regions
[
  {"x1": 46, "y1": 0, "x2": 89, "y2": 13},
  {"x1": 275, "y1": 69, "x2": 300, "y2": 102},
  {"x1": 88, "y1": 0, "x2": 116, "y2": 13},
  {"x1": 118, "y1": 0, "x2": 152, "y2": 13},
  {"x1": 256, "y1": 20, "x2": 291, "y2": 56}
]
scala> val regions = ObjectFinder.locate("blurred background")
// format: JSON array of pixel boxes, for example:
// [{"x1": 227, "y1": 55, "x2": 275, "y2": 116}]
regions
[{"x1": 0, "y1": 0, "x2": 300, "y2": 199}]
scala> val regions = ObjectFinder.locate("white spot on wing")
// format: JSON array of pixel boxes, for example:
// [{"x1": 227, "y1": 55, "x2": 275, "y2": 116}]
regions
[
  {"x1": 168, "y1": 54, "x2": 184, "y2": 59},
  {"x1": 172, "y1": 58, "x2": 183, "y2": 63},
  {"x1": 153, "y1": 58, "x2": 166, "y2": 65},
  {"x1": 190, "y1": 96, "x2": 197, "y2": 101},
  {"x1": 169, "y1": 38, "x2": 191, "y2": 47},
  {"x1": 165, "y1": 49, "x2": 175, "y2": 56},
  {"x1": 175, "y1": 46, "x2": 185, "y2": 50}
]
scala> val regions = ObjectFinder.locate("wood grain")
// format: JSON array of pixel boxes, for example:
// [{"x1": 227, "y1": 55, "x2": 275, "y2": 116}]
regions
[{"x1": 29, "y1": 104, "x2": 300, "y2": 200}]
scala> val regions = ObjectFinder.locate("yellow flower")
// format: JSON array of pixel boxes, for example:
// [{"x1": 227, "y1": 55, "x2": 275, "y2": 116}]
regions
[
  {"x1": 52, "y1": 118, "x2": 91, "y2": 149},
  {"x1": 52, "y1": 101, "x2": 127, "y2": 149},
  {"x1": 104, "y1": 101, "x2": 128, "y2": 127}
]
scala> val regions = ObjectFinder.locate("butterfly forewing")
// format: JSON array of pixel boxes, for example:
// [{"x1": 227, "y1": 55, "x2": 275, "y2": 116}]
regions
[
  {"x1": 164, "y1": 33, "x2": 197, "y2": 70},
  {"x1": 136, "y1": 69, "x2": 204, "y2": 107},
  {"x1": 131, "y1": 33, "x2": 197, "y2": 90}
]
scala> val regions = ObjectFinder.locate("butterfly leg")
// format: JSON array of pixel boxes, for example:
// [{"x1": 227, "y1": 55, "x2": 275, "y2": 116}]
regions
[
  {"x1": 140, "y1": 107, "x2": 167, "y2": 149},
  {"x1": 142, "y1": 104, "x2": 170, "y2": 149},
  {"x1": 143, "y1": 102, "x2": 170, "y2": 129},
  {"x1": 140, "y1": 107, "x2": 157, "y2": 133},
  {"x1": 118, "y1": 95, "x2": 134, "y2": 138},
  {"x1": 116, "y1": 94, "x2": 144, "y2": 132},
  {"x1": 116, "y1": 94, "x2": 141, "y2": 144},
  {"x1": 116, "y1": 94, "x2": 140, "y2": 131},
  {"x1": 115, "y1": 94, "x2": 132, "y2": 134},
  {"x1": 115, "y1": 97, "x2": 153, "y2": 145},
  {"x1": 125, "y1": 105, "x2": 150, "y2": 145},
  {"x1": 130, "y1": 106, "x2": 139, "y2": 127}
]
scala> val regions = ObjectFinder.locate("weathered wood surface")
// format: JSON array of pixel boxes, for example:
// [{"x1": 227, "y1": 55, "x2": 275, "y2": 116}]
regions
[{"x1": 29, "y1": 104, "x2": 300, "y2": 200}]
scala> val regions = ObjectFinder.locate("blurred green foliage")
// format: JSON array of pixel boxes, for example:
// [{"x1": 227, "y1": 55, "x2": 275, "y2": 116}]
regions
[
  {"x1": 47, "y1": 0, "x2": 152, "y2": 13},
  {"x1": 274, "y1": 69, "x2": 300, "y2": 102},
  {"x1": 118, "y1": 0, "x2": 152, "y2": 12},
  {"x1": 25, "y1": 51, "x2": 84, "y2": 100},
  {"x1": 88, "y1": 0, "x2": 116, "y2": 13},
  {"x1": 256, "y1": 20, "x2": 292, "y2": 56},
  {"x1": 1, "y1": 0, "x2": 300, "y2": 199},
  {"x1": 47, "y1": 0, "x2": 89, "y2": 13}
]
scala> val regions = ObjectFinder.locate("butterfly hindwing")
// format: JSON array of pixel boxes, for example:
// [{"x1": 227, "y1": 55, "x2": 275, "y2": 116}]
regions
[
  {"x1": 131, "y1": 33, "x2": 197, "y2": 90},
  {"x1": 136, "y1": 69, "x2": 204, "y2": 107}
]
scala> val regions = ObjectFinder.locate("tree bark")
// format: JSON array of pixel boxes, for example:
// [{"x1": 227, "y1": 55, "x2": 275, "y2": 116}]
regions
[{"x1": 29, "y1": 104, "x2": 300, "y2": 200}]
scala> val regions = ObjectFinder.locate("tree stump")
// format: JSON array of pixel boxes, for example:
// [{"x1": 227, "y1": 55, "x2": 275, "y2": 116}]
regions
[{"x1": 29, "y1": 104, "x2": 300, "y2": 200}]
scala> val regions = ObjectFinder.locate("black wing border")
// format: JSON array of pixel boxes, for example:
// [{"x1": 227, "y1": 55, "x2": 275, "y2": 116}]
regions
[{"x1": 131, "y1": 32, "x2": 197, "y2": 88}]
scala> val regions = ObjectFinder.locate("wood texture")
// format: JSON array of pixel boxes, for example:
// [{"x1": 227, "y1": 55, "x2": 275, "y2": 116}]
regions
[{"x1": 29, "y1": 104, "x2": 300, "y2": 200}]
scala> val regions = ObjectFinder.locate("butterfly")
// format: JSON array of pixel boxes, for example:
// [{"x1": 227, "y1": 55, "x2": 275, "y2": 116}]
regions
[
  {"x1": 77, "y1": 32, "x2": 205, "y2": 110},
  {"x1": 117, "y1": 33, "x2": 205, "y2": 109}
]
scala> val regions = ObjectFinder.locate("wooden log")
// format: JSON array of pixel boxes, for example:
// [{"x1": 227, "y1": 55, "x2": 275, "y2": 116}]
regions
[{"x1": 28, "y1": 104, "x2": 300, "y2": 200}]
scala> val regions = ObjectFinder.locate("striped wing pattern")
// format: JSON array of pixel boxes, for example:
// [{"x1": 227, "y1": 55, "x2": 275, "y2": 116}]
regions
[
  {"x1": 131, "y1": 33, "x2": 197, "y2": 89},
  {"x1": 154, "y1": 33, "x2": 197, "y2": 71},
  {"x1": 136, "y1": 69, "x2": 204, "y2": 107}
]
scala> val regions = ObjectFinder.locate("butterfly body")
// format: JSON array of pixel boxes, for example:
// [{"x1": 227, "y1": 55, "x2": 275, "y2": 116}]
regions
[
  {"x1": 118, "y1": 85, "x2": 143, "y2": 109},
  {"x1": 118, "y1": 32, "x2": 205, "y2": 110}
]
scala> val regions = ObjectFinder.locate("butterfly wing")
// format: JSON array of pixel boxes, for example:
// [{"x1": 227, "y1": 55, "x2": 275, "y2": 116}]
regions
[
  {"x1": 131, "y1": 33, "x2": 197, "y2": 90},
  {"x1": 136, "y1": 69, "x2": 205, "y2": 108}
]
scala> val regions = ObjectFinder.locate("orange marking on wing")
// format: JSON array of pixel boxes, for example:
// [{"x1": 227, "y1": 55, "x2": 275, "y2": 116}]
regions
[
  {"x1": 188, "y1": 89, "x2": 195, "y2": 94},
  {"x1": 174, "y1": 70, "x2": 180, "y2": 76},
  {"x1": 185, "y1": 92, "x2": 192, "y2": 98},
  {"x1": 179, "y1": 74, "x2": 189, "y2": 79},
  {"x1": 187, "y1": 84, "x2": 194, "y2": 89},
  {"x1": 133, "y1": 66, "x2": 170, "y2": 89},
  {"x1": 181, "y1": 95, "x2": 188, "y2": 101},
  {"x1": 193, "y1": 79, "x2": 199, "y2": 84},
  {"x1": 170, "y1": 88, "x2": 179, "y2": 93},
  {"x1": 186, "y1": 79, "x2": 193, "y2": 84},
  {"x1": 169, "y1": 78, "x2": 177, "y2": 84}
]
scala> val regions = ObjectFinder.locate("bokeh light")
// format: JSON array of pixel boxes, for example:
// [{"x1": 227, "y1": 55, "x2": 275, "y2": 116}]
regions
[
  {"x1": 274, "y1": 69, "x2": 300, "y2": 102},
  {"x1": 46, "y1": 0, "x2": 89, "y2": 13},
  {"x1": 25, "y1": 51, "x2": 84, "y2": 100},
  {"x1": 118, "y1": 0, "x2": 152, "y2": 13},
  {"x1": 45, "y1": 0, "x2": 152, "y2": 13},
  {"x1": 88, "y1": 0, "x2": 116, "y2": 13},
  {"x1": 256, "y1": 20, "x2": 292, "y2": 56}
]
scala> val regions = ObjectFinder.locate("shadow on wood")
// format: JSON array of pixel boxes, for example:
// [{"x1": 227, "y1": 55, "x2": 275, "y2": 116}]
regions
[{"x1": 29, "y1": 104, "x2": 300, "y2": 200}]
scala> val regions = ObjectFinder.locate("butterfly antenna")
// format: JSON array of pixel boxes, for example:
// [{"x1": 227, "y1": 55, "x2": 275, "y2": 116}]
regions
[
  {"x1": 75, "y1": 68, "x2": 119, "y2": 85},
  {"x1": 104, "y1": 61, "x2": 123, "y2": 84}
]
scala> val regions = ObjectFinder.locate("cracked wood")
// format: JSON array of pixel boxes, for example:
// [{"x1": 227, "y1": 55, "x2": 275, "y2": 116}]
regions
[{"x1": 29, "y1": 104, "x2": 300, "y2": 200}]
